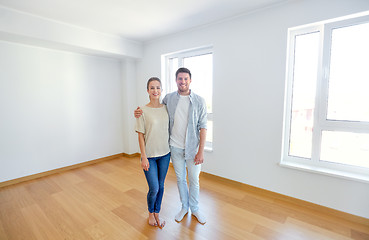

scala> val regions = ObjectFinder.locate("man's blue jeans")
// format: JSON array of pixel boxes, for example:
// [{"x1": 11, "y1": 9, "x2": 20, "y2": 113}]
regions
[
  {"x1": 170, "y1": 146, "x2": 201, "y2": 213},
  {"x1": 143, "y1": 152, "x2": 170, "y2": 213}
]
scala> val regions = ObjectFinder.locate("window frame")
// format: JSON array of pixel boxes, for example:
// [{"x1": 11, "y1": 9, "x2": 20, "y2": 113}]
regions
[
  {"x1": 161, "y1": 46, "x2": 214, "y2": 151},
  {"x1": 281, "y1": 14, "x2": 369, "y2": 183}
]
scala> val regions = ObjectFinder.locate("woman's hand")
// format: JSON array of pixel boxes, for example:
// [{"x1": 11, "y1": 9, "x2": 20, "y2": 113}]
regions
[{"x1": 141, "y1": 157, "x2": 150, "y2": 171}]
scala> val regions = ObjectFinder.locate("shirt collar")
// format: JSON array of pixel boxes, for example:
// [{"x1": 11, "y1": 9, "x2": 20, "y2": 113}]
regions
[{"x1": 176, "y1": 89, "x2": 193, "y2": 97}]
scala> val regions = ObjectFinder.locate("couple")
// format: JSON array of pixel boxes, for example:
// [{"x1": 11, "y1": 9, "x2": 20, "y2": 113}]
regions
[{"x1": 134, "y1": 67, "x2": 207, "y2": 228}]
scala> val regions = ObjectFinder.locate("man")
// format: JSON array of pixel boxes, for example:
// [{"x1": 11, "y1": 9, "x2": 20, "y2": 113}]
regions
[{"x1": 135, "y1": 67, "x2": 207, "y2": 224}]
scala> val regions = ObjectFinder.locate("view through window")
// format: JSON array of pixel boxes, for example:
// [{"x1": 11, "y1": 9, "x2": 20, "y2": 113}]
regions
[{"x1": 282, "y1": 14, "x2": 369, "y2": 181}]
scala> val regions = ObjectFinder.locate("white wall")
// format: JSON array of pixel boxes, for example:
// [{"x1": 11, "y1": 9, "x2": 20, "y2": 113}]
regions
[
  {"x1": 137, "y1": 0, "x2": 369, "y2": 219},
  {"x1": 0, "y1": 5, "x2": 141, "y2": 182},
  {"x1": 0, "y1": 41, "x2": 125, "y2": 182},
  {"x1": 121, "y1": 59, "x2": 140, "y2": 154}
]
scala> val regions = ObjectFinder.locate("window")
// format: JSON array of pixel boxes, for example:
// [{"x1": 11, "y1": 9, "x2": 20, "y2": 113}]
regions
[
  {"x1": 162, "y1": 46, "x2": 213, "y2": 150},
  {"x1": 281, "y1": 14, "x2": 369, "y2": 182}
]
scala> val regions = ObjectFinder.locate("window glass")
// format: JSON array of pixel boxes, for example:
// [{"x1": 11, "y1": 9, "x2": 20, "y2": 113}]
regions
[
  {"x1": 321, "y1": 131, "x2": 369, "y2": 168},
  {"x1": 183, "y1": 54, "x2": 213, "y2": 113},
  {"x1": 327, "y1": 22, "x2": 369, "y2": 122},
  {"x1": 289, "y1": 32, "x2": 319, "y2": 158}
]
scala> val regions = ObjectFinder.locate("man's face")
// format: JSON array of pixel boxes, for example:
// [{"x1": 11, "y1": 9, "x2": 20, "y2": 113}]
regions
[{"x1": 176, "y1": 72, "x2": 191, "y2": 94}]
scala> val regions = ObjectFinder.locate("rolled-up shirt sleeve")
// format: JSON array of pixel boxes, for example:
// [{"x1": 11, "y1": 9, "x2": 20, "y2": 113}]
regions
[
  {"x1": 135, "y1": 115, "x2": 145, "y2": 134},
  {"x1": 198, "y1": 97, "x2": 207, "y2": 130}
]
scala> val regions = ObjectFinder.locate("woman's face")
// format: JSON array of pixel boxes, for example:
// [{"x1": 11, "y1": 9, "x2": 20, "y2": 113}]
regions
[{"x1": 147, "y1": 80, "x2": 161, "y2": 100}]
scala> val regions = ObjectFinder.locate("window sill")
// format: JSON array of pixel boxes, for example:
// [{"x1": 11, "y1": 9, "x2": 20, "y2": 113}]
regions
[{"x1": 279, "y1": 161, "x2": 369, "y2": 184}]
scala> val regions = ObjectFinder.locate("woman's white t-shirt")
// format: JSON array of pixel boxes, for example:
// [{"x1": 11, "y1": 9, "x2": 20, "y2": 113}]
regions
[{"x1": 135, "y1": 105, "x2": 170, "y2": 158}]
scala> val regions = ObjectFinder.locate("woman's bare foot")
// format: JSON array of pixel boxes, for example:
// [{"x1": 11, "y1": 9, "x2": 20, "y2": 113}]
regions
[
  {"x1": 154, "y1": 213, "x2": 165, "y2": 229},
  {"x1": 148, "y1": 213, "x2": 157, "y2": 227}
]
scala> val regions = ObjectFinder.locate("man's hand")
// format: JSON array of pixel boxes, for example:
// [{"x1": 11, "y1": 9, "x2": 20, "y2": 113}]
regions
[
  {"x1": 194, "y1": 128, "x2": 206, "y2": 165},
  {"x1": 134, "y1": 107, "x2": 143, "y2": 118},
  {"x1": 194, "y1": 151, "x2": 204, "y2": 165}
]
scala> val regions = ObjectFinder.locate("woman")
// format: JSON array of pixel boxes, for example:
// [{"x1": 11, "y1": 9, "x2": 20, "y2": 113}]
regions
[{"x1": 135, "y1": 77, "x2": 170, "y2": 228}]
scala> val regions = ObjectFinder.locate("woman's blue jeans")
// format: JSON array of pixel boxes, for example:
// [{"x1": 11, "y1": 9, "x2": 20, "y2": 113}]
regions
[{"x1": 143, "y1": 152, "x2": 170, "y2": 213}]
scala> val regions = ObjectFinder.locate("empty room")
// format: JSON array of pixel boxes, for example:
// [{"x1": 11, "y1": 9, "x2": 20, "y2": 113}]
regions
[{"x1": 1, "y1": 0, "x2": 369, "y2": 239}]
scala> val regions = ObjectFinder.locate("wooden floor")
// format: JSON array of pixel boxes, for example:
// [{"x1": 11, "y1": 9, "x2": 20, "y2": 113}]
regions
[{"x1": 0, "y1": 156, "x2": 368, "y2": 240}]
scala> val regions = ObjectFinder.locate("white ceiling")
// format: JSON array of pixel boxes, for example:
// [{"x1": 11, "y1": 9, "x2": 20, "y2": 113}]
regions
[{"x1": 0, "y1": 0, "x2": 288, "y2": 42}]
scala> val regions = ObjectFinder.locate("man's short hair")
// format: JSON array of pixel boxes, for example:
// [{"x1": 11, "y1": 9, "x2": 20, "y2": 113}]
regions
[{"x1": 175, "y1": 67, "x2": 191, "y2": 79}]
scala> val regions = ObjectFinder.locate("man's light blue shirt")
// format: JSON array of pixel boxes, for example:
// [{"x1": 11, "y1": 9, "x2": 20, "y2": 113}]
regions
[{"x1": 162, "y1": 90, "x2": 207, "y2": 160}]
